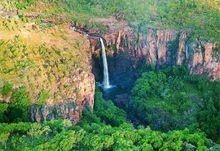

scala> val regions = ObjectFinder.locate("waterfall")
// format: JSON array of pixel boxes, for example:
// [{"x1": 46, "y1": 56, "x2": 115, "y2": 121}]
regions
[{"x1": 100, "y1": 38, "x2": 111, "y2": 89}]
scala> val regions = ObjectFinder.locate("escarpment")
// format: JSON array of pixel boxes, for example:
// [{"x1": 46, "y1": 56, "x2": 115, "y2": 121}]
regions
[{"x1": 88, "y1": 19, "x2": 219, "y2": 89}]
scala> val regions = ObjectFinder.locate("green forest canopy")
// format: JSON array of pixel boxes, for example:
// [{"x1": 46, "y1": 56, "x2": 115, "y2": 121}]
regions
[{"x1": 0, "y1": 86, "x2": 219, "y2": 150}]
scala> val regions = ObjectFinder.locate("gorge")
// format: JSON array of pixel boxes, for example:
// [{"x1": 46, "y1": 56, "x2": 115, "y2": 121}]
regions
[{"x1": 0, "y1": 0, "x2": 219, "y2": 150}]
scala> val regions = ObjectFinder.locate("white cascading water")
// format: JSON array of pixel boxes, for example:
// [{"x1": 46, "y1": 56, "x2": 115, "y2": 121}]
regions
[{"x1": 100, "y1": 38, "x2": 111, "y2": 89}]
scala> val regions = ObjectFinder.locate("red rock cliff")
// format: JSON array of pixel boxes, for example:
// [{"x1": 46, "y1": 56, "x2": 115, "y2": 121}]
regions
[{"x1": 89, "y1": 19, "x2": 219, "y2": 89}]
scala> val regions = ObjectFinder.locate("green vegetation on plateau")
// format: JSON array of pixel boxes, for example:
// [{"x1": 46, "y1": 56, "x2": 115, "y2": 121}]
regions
[{"x1": 0, "y1": 0, "x2": 219, "y2": 42}]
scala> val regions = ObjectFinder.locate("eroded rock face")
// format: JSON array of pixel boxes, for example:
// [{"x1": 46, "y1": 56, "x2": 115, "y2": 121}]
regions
[
  {"x1": 188, "y1": 41, "x2": 219, "y2": 79},
  {"x1": 29, "y1": 70, "x2": 95, "y2": 124},
  {"x1": 90, "y1": 19, "x2": 219, "y2": 89}
]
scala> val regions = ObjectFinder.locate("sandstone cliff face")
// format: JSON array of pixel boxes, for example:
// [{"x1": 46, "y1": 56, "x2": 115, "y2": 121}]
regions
[
  {"x1": 90, "y1": 19, "x2": 219, "y2": 89},
  {"x1": 29, "y1": 69, "x2": 95, "y2": 124}
]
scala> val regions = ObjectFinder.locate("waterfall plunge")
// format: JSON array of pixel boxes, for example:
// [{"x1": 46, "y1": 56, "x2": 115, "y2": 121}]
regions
[{"x1": 100, "y1": 38, "x2": 111, "y2": 89}]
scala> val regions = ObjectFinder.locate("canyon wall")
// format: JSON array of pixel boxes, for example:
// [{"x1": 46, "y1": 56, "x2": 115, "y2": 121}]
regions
[{"x1": 89, "y1": 19, "x2": 219, "y2": 89}]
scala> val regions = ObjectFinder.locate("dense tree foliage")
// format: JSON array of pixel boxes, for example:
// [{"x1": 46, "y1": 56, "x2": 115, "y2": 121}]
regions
[
  {"x1": 1, "y1": 84, "x2": 219, "y2": 150},
  {"x1": 0, "y1": 111, "x2": 217, "y2": 150},
  {"x1": 0, "y1": 82, "x2": 31, "y2": 123},
  {"x1": 1, "y1": 120, "x2": 216, "y2": 151},
  {"x1": 129, "y1": 67, "x2": 220, "y2": 142}
]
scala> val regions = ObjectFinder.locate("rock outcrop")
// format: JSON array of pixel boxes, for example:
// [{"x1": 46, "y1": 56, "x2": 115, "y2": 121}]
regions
[{"x1": 89, "y1": 19, "x2": 219, "y2": 89}]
